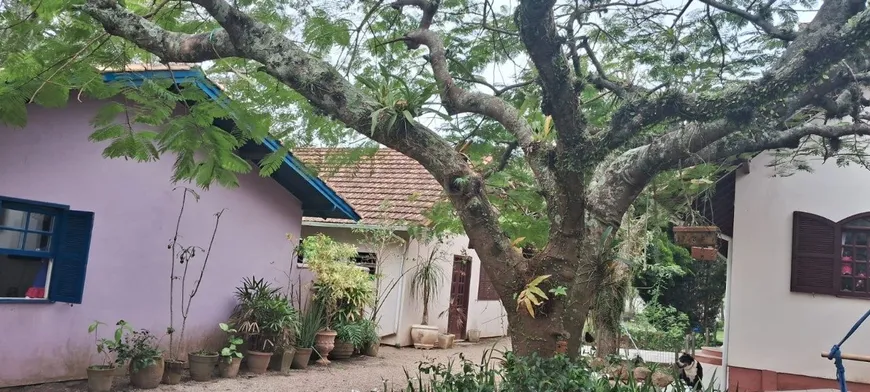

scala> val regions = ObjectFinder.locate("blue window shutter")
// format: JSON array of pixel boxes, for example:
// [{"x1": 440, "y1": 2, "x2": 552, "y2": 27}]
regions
[{"x1": 48, "y1": 210, "x2": 95, "y2": 304}]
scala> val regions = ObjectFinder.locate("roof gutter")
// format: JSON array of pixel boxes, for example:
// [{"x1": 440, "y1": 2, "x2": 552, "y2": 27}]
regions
[{"x1": 302, "y1": 220, "x2": 409, "y2": 232}]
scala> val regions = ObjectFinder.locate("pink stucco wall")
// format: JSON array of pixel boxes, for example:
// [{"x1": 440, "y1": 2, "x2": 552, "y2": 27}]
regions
[{"x1": 0, "y1": 99, "x2": 304, "y2": 387}]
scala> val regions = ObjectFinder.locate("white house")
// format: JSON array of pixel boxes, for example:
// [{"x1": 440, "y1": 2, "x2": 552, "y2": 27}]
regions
[
  {"x1": 706, "y1": 148, "x2": 870, "y2": 392},
  {"x1": 293, "y1": 148, "x2": 509, "y2": 347}
]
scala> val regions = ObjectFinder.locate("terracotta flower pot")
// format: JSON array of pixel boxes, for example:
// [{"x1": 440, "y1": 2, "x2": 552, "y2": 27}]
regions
[
  {"x1": 673, "y1": 226, "x2": 719, "y2": 247},
  {"x1": 314, "y1": 330, "x2": 337, "y2": 365},
  {"x1": 410, "y1": 324, "x2": 440, "y2": 349},
  {"x1": 691, "y1": 246, "x2": 719, "y2": 261},
  {"x1": 329, "y1": 339, "x2": 354, "y2": 360},
  {"x1": 86, "y1": 365, "x2": 115, "y2": 392},
  {"x1": 364, "y1": 339, "x2": 380, "y2": 357},
  {"x1": 437, "y1": 333, "x2": 455, "y2": 349},
  {"x1": 218, "y1": 357, "x2": 242, "y2": 378},
  {"x1": 291, "y1": 347, "x2": 313, "y2": 369},
  {"x1": 269, "y1": 347, "x2": 295, "y2": 374},
  {"x1": 162, "y1": 360, "x2": 184, "y2": 385},
  {"x1": 245, "y1": 351, "x2": 273, "y2": 374},
  {"x1": 188, "y1": 352, "x2": 218, "y2": 381},
  {"x1": 467, "y1": 329, "x2": 481, "y2": 343},
  {"x1": 129, "y1": 357, "x2": 164, "y2": 389}
]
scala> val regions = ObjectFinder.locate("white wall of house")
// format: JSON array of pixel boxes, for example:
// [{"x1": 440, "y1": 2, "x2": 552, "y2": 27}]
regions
[
  {"x1": 729, "y1": 151, "x2": 870, "y2": 383},
  {"x1": 300, "y1": 225, "x2": 509, "y2": 347}
]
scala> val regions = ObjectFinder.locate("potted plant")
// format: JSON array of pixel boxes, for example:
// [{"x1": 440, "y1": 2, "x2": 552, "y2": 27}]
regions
[
  {"x1": 115, "y1": 329, "x2": 164, "y2": 389},
  {"x1": 163, "y1": 190, "x2": 225, "y2": 385},
  {"x1": 359, "y1": 319, "x2": 380, "y2": 357},
  {"x1": 292, "y1": 299, "x2": 324, "y2": 369},
  {"x1": 86, "y1": 320, "x2": 130, "y2": 392},
  {"x1": 409, "y1": 246, "x2": 445, "y2": 349},
  {"x1": 330, "y1": 319, "x2": 364, "y2": 360},
  {"x1": 188, "y1": 349, "x2": 219, "y2": 381},
  {"x1": 303, "y1": 234, "x2": 375, "y2": 365},
  {"x1": 230, "y1": 277, "x2": 298, "y2": 374},
  {"x1": 218, "y1": 323, "x2": 244, "y2": 378}
]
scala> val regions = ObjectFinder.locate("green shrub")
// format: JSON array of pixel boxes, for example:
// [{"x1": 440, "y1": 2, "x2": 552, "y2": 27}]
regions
[{"x1": 389, "y1": 350, "x2": 722, "y2": 392}]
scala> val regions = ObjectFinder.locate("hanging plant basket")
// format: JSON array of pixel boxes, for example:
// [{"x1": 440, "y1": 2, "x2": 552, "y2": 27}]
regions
[
  {"x1": 673, "y1": 226, "x2": 719, "y2": 247},
  {"x1": 691, "y1": 246, "x2": 718, "y2": 261}
]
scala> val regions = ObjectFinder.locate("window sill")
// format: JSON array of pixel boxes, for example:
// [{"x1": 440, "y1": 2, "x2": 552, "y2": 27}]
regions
[{"x1": 0, "y1": 298, "x2": 53, "y2": 304}]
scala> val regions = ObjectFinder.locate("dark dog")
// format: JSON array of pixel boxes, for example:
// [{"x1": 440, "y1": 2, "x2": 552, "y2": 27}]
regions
[{"x1": 677, "y1": 352, "x2": 704, "y2": 391}]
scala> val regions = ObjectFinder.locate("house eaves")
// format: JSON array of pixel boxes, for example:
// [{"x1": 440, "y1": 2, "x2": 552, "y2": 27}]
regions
[{"x1": 100, "y1": 67, "x2": 361, "y2": 222}]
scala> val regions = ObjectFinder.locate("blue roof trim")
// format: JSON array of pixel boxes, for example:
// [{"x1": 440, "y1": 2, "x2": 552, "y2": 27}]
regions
[{"x1": 100, "y1": 68, "x2": 361, "y2": 222}]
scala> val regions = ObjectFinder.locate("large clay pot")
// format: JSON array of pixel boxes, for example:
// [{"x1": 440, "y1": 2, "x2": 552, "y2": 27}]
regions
[
  {"x1": 246, "y1": 351, "x2": 273, "y2": 374},
  {"x1": 162, "y1": 360, "x2": 184, "y2": 385},
  {"x1": 410, "y1": 324, "x2": 440, "y2": 349},
  {"x1": 219, "y1": 357, "x2": 242, "y2": 378},
  {"x1": 188, "y1": 351, "x2": 219, "y2": 381},
  {"x1": 129, "y1": 357, "x2": 164, "y2": 389},
  {"x1": 329, "y1": 339, "x2": 354, "y2": 360},
  {"x1": 269, "y1": 347, "x2": 295, "y2": 374},
  {"x1": 86, "y1": 366, "x2": 115, "y2": 392},
  {"x1": 291, "y1": 347, "x2": 313, "y2": 369},
  {"x1": 314, "y1": 330, "x2": 337, "y2": 365}
]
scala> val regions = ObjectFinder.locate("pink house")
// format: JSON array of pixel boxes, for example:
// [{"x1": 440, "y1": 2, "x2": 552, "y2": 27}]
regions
[{"x1": 0, "y1": 65, "x2": 359, "y2": 387}]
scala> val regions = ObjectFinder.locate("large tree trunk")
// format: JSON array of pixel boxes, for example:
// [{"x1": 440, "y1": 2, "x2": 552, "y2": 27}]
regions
[{"x1": 592, "y1": 262, "x2": 630, "y2": 358}]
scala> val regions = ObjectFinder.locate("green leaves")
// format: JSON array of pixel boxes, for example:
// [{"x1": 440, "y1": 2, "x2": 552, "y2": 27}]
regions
[{"x1": 302, "y1": 10, "x2": 351, "y2": 52}]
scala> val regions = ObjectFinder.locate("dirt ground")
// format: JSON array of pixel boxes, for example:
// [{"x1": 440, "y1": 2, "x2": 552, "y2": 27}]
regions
[{"x1": 3, "y1": 338, "x2": 511, "y2": 392}]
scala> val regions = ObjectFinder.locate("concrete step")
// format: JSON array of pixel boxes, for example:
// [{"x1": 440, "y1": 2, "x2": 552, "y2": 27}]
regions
[
  {"x1": 700, "y1": 346, "x2": 723, "y2": 358},
  {"x1": 696, "y1": 352, "x2": 723, "y2": 366}
]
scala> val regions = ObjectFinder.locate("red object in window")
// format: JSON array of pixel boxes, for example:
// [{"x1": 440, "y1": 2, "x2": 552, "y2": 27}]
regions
[
  {"x1": 25, "y1": 287, "x2": 46, "y2": 299},
  {"x1": 843, "y1": 256, "x2": 854, "y2": 262},
  {"x1": 843, "y1": 263, "x2": 853, "y2": 275}
]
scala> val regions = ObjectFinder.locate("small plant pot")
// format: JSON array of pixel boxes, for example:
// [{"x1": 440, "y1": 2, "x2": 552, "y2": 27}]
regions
[
  {"x1": 329, "y1": 339, "x2": 354, "y2": 360},
  {"x1": 291, "y1": 347, "x2": 313, "y2": 369},
  {"x1": 364, "y1": 340, "x2": 380, "y2": 357},
  {"x1": 410, "y1": 324, "x2": 440, "y2": 349},
  {"x1": 269, "y1": 347, "x2": 295, "y2": 374},
  {"x1": 691, "y1": 246, "x2": 718, "y2": 261},
  {"x1": 467, "y1": 329, "x2": 481, "y2": 343},
  {"x1": 673, "y1": 226, "x2": 719, "y2": 247},
  {"x1": 246, "y1": 351, "x2": 273, "y2": 374},
  {"x1": 219, "y1": 357, "x2": 242, "y2": 378},
  {"x1": 314, "y1": 330, "x2": 338, "y2": 365},
  {"x1": 437, "y1": 333, "x2": 455, "y2": 349},
  {"x1": 162, "y1": 360, "x2": 185, "y2": 385},
  {"x1": 188, "y1": 351, "x2": 219, "y2": 381},
  {"x1": 86, "y1": 365, "x2": 115, "y2": 392},
  {"x1": 129, "y1": 357, "x2": 164, "y2": 389}
]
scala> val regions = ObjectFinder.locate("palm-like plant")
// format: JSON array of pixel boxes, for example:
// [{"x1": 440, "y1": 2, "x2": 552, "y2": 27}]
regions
[{"x1": 410, "y1": 247, "x2": 445, "y2": 325}]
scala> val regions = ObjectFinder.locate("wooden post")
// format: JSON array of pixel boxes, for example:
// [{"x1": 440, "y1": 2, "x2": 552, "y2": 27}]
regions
[{"x1": 821, "y1": 352, "x2": 870, "y2": 362}]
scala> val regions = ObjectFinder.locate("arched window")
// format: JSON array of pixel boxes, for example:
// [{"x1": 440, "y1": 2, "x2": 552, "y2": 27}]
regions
[{"x1": 792, "y1": 212, "x2": 870, "y2": 298}]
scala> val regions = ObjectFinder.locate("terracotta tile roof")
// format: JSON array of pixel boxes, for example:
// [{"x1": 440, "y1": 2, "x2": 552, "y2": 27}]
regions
[{"x1": 294, "y1": 148, "x2": 444, "y2": 226}]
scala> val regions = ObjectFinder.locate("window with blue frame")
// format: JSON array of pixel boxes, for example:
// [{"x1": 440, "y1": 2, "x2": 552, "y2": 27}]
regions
[{"x1": 0, "y1": 196, "x2": 95, "y2": 304}]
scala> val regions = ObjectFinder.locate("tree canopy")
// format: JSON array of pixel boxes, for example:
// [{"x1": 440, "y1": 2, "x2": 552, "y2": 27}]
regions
[{"x1": 4, "y1": 0, "x2": 870, "y2": 356}]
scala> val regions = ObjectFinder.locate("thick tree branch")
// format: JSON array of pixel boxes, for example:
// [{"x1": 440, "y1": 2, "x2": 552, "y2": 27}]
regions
[
  {"x1": 689, "y1": 122, "x2": 870, "y2": 165},
  {"x1": 390, "y1": 0, "x2": 439, "y2": 29},
  {"x1": 602, "y1": 0, "x2": 869, "y2": 152},
  {"x1": 698, "y1": 0, "x2": 796, "y2": 41},
  {"x1": 76, "y1": 0, "x2": 239, "y2": 62},
  {"x1": 516, "y1": 0, "x2": 589, "y2": 240}
]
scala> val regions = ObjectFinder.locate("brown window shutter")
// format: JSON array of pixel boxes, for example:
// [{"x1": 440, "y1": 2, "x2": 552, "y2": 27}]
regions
[
  {"x1": 791, "y1": 211, "x2": 837, "y2": 295},
  {"x1": 477, "y1": 266, "x2": 501, "y2": 301}
]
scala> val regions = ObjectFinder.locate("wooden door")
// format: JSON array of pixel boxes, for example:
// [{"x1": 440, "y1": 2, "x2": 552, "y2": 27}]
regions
[{"x1": 447, "y1": 256, "x2": 472, "y2": 339}]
